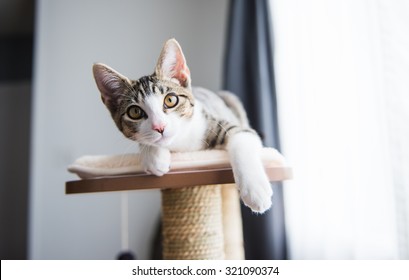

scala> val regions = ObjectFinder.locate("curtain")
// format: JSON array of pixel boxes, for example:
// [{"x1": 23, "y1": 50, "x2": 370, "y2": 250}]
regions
[
  {"x1": 224, "y1": 0, "x2": 287, "y2": 259},
  {"x1": 271, "y1": 0, "x2": 409, "y2": 259}
]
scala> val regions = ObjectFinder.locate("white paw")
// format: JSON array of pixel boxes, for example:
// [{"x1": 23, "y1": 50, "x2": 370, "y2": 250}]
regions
[
  {"x1": 141, "y1": 148, "x2": 171, "y2": 176},
  {"x1": 238, "y1": 175, "x2": 273, "y2": 214}
]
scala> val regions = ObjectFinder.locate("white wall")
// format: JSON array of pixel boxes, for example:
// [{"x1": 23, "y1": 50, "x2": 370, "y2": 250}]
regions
[{"x1": 29, "y1": 0, "x2": 228, "y2": 259}]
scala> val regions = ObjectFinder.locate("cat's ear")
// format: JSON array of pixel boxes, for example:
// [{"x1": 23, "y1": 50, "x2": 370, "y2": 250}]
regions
[
  {"x1": 92, "y1": 63, "x2": 130, "y2": 108},
  {"x1": 155, "y1": 38, "x2": 191, "y2": 88}
]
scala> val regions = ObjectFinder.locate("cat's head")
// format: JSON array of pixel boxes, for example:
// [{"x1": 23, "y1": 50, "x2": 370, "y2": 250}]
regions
[{"x1": 93, "y1": 39, "x2": 194, "y2": 147}]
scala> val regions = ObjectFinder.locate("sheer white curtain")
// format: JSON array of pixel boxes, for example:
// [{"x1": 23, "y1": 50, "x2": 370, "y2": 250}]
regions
[{"x1": 271, "y1": 0, "x2": 409, "y2": 259}]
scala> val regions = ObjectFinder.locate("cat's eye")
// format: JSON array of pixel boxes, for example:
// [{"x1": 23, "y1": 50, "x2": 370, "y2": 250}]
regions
[
  {"x1": 164, "y1": 93, "x2": 179, "y2": 108},
  {"x1": 127, "y1": 105, "x2": 144, "y2": 120}
]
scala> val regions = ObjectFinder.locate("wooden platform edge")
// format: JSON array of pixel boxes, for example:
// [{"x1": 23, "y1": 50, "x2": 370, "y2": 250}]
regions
[{"x1": 65, "y1": 167, "x2": 292, "y2": 194}]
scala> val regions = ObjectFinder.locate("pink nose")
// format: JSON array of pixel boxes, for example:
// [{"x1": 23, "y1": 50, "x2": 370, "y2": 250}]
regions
[{"x1": 152, "y1": 123, "x2": 166, "y2": 134}]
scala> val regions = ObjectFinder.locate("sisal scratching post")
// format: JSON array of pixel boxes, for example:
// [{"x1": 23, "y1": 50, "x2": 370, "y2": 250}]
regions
[
  {"x1": 221, "y1": 184, "x2": 245, "y2": 259},
  {"x1": 161, "y1": 185, "x2": 225, "y2": 260}
]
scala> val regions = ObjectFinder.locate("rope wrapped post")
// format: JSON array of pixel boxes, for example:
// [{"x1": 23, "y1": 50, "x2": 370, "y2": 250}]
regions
[
  {"x1": 161, "y1": 185, "x2": 224, "y2": 260},
  {"x1": 221, "y1": 184, "x2": 244, "y2": 259}
]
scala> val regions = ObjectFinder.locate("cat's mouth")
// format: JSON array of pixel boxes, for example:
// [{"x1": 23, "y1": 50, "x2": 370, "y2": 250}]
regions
[{"x1": 153, "y1": 133, "x2": 174, "y2": 146}]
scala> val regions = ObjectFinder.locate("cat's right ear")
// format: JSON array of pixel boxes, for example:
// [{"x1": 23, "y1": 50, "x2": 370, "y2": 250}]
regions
[{"x1": 92, "y1": 63, "x2": 130, "y2": 108}]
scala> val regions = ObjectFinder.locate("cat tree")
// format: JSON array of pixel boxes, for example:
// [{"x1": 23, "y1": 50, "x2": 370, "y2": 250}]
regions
[{"x1": 66, "y1": 149, "x2": 291, "y2": 259}]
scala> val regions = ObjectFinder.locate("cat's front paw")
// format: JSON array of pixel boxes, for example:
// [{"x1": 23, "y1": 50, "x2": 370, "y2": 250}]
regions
[
  {"x1": 238, "y1": 175, "x2": 273, "y2": 214},
  {"x1": 141, "y1": 148, "x2": 171, "y2": 177}
]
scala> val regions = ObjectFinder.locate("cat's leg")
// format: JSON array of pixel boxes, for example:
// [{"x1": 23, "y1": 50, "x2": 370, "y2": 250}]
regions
[
  {"x1": 139, "y1": 144, "x2": 171, "y2": 176},
  {"x1": 226, "y1": 132, "x2": 273, "y2": 213}
]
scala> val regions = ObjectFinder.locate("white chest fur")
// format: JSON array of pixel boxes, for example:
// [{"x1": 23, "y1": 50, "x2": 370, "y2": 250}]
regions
[{"x1": 168, "y1": 101, "x2": 207, "y2": 152}]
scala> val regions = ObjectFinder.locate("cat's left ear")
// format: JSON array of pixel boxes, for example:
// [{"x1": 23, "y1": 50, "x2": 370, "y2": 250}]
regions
[{"x1": 155, "y1": 38, "x2": 191, "y2": 88}]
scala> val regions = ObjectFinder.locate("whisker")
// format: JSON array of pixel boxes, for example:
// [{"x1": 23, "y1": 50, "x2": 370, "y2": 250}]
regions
[
  {"x1": 117, "y1": 141, "x2": 138, "y2": 167},
  {"x1": 200, "y1": 138, "x2": 210, "y2": 148}
]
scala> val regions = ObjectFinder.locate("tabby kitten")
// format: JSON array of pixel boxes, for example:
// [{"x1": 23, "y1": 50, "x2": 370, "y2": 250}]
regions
[{"x1": 93, "y1": 39, "x2": 272, "y2": 213}]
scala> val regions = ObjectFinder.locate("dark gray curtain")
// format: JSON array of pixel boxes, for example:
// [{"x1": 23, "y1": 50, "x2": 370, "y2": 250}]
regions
[{"x1": 223, "y1": 0, "x2": 287, "y2": 259}]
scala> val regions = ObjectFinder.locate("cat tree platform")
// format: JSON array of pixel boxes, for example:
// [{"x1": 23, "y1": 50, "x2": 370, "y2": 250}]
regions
[{"x1": 66, "y1": 148, "x2": 292, "y2": 259}]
